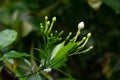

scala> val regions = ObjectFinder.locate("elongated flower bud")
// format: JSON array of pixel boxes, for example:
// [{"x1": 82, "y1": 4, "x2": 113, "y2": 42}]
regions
[
  {"x1": 48, "y1": 17, "x2": 56, "y2": 33},
  {"x1": 87, "y1": 33, "x2": 91, "y2": 38},
  {"x1": 45, "y1": 16, "x2": 48, "y2": 21},
  {"x1": 65, "y1": 32, "x2": 72, "y2": 41},
  {"x1": 58, "y1": 31, "x2": 64, "y2": 36},
  {"x1": 78, "y1": 22, "x2": 84, "y2": 30},
  {"x1": 52, "y1": 17, "x2": 56, "y2": 22}
]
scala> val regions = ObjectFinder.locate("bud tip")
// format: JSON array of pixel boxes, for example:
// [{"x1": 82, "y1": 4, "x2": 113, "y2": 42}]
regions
[
  {"x1": 87, "y1": 33, "x2": 91, "y2": 37},
  {"x1": 78, "y1": 21, "x2": 84, "y2": 29},
  {"x1": 52, "y1": 17, "x2": 56, "y2": 22}
]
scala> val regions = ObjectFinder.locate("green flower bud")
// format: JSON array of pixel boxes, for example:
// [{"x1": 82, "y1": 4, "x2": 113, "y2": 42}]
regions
[
  {"x1": 40, "y1": 23, "x2": 43, "y2": 28},
  {"x1": 87, "y1": 33, "x2": 91, "y2": 38},
  {"x1": 65, "y1": 32, "x2": 72, "y2": 41},
  {"x1": 58, "y1": 31, "x2": 64, "y2": 36},
  {"x1": 50, "y1": 33, "x2": 53, "y2": 37},
  {"x1": 83, "y1": 37, "x2": 86, "y2": 40},
  {"x1": 55, "y1": 30, "x2": 58, "y2": 35},
  {"x1": 45, "y1": 16, "x2": 48, "y2": 21},
  {"x1": 48, "y1": 17, "x2": 56, "y2": 33},
  {"x1": 89, "y1": 46, "x2": 93, "y2": 49},
  {"x1": 59, "y1": 37, "x2": 62, "y2": 41},
  {"x1": 47, "y1": 21, "x2": 50, "y2": 26},
  {"x1": 79, "y1": 46, "x2": 93, "y2": 54},
  {"x1": 77, "y1": 37, "x2": 86, "y2": 46},
  {"x1": 40, "y1": 23, "x2": 43, "y2": 32},
  {"x1": 44, "y1": 21, "x2": 50, "y2": 33},
  {"x1": 52, "y1": 17, "x2": 56, "y2": 22}
]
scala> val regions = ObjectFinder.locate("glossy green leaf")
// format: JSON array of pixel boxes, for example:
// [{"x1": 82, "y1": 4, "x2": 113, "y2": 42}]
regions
[
  {"x1": 0, "y1": 29, "x2": 17, "y2": 50},
  {"x1": 51, "y1": 42, "x2": 77, "y2": 67},
  {"x1": 51, "y1": 41, "x2": 65, "y2": 60},
  {"x1": 0, "y1": 51, "x2": 30, "y2": 60},
  {"x1": 26, "y1": 73, "x2": 41, "y2": 80},
  {"x1": 51, "y1": 58, "x2": 67, "y2": 69}
]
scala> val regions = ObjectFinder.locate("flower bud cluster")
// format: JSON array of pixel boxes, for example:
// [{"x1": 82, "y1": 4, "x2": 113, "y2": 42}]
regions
[{"x1": 39, "y1": 16, "x2": 93, "y2": 72}]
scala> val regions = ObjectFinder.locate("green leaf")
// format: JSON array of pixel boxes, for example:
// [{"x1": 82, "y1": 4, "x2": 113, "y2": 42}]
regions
[
  {"x1": 0, "y1": 51, "x2": 30, "y2": 60},
  {"x1": 34, "y1": 48, "x2": 48, "y2": 59},
  {"x1": 0, "y1": 29, "x2": 17, "y2": 50},
  {"x1": 16, "y1": 59, "x2": 32, "y2": 72},
  {"x1": 51, "y1": 58, "x2": 67, "y2": 69},
  {"x1": 26, "y1": 73, "x2": 41, "y2": 80},
  {"x1": 51, "y1": 41, "x2": 65, "y2": 60},
  {"x1": 50, "y1": 42, "x2": 77, "y2": 67},
  {"x1": 10, "y1": 59, "x2": 32, "y2": 78}
]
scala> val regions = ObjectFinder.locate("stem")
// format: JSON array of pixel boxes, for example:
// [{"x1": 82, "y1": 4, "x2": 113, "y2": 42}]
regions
[
  {"x1": 72, "y1": 29, "x2": 80, "y2": 42},
  {"x1": 40, "y1": 71, "x2": 54, "y2": 80},
  {"x1": 30, "y1": 39, "x2": 38, "y2": 72}
]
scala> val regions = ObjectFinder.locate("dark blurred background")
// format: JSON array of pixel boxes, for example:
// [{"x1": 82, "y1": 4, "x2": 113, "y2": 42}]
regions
[{"x1": 0, "y1": 0, "x2": 120, "y2": 80}]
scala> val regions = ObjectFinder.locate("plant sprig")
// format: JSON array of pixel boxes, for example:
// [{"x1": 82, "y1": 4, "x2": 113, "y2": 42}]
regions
[{"x1": 38, "y1": 16, "x2": 93, "y2": 69}]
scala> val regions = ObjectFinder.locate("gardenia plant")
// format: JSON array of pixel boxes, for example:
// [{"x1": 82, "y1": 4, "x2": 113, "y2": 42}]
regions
[{"x1": 0, "y1": 16, "x2": 93, "y2": 80}]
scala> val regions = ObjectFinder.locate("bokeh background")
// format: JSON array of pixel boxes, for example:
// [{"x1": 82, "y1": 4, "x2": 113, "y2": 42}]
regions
[{"x1": 0, "y1": 0, "x2": 120, "y2": 80}]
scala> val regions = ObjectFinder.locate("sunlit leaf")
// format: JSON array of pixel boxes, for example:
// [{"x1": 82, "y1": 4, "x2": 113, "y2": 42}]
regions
[
  {"x1": 51, "y1": 41, "x2": 64, "y2": 60},
  {"x1": 0, "y1": 29, "x2": 17, "y2": 50},
  {"x1": 51, "y1": 57, "x2": 67, "y2": 69},
  {"x1": 51, "y1": 42, "x2": 77, "y2": 67}
]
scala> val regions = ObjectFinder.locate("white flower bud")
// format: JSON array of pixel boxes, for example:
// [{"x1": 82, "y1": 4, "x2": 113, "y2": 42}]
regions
[{"x1": 78, "y1": 22, "x2": 84, "y2": 29}]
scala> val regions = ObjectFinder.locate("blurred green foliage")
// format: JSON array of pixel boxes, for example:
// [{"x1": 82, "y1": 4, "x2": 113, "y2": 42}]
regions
[{"x1": 0, "y1": 0, "x2": 120, "y2": 80}]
